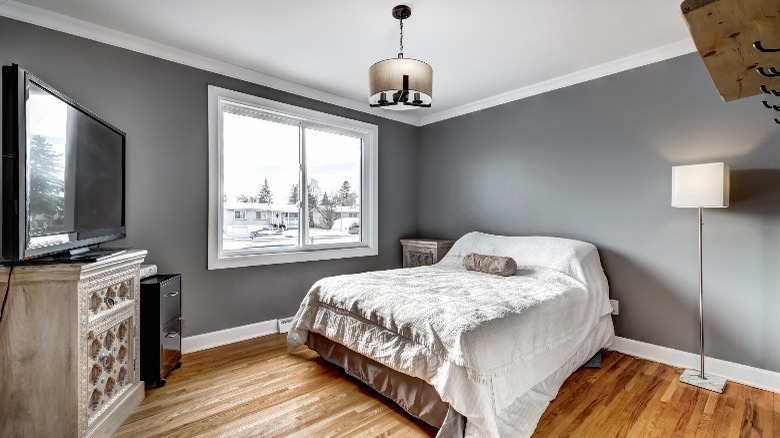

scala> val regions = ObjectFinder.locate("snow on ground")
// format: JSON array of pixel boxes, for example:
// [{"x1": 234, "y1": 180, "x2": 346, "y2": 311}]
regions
[{"x1": 222, "y1": 227, "x2": 359, "y2": 251}]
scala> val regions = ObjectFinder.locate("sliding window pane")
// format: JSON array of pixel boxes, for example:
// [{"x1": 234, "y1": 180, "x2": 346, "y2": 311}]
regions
[
  {"x1": 221, "y1": 109, "x2": 300, "y2": 251},
  {"x1": 304, "y1": 128, "x2": 362, "y2": 246}
]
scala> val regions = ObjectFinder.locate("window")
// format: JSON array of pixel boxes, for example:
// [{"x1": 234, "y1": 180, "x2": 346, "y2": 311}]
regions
[{"x1": 208, "y1": 86, "x2": 378, "y2": 269}]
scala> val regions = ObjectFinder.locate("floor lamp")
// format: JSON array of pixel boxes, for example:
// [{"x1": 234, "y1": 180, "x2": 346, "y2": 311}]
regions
[{"x1": 671, "y1": 162, "x2": 729, "y2": 393}]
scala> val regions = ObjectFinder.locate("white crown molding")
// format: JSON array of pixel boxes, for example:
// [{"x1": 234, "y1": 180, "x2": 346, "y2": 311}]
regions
[
  {"x1": 611, "y1": 336, "x2": 780, "y2": 394},
  {"x1": 1, "y1": 1, "x2": 697, "y2": 128},
  {"x1": 181, "y1": 319, "x2": 279, "y2": 354},
  {"x1": 419, "y1": 39, "x2": 698, "y2": 126},
  {"x1": 0, "y1": 0, "x2": 421, "y2": 126}
]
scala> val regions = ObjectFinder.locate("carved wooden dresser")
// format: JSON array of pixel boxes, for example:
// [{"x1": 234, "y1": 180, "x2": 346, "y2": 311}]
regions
[
  {"x1": 400, "y1": 238, "x2": 454, "y2": 268},
  {"x1": 0, "y1": 250, "x2": 147, "y2": 437}
]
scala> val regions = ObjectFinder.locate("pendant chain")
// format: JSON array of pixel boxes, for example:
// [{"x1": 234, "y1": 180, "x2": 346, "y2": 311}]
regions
[{"x1": 398, "y1": 19, "x2": 404, "y2": 57}]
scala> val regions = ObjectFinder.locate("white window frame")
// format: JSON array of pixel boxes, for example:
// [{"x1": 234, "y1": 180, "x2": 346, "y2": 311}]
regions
[{"x1": 207, "y1": 86, "x2": 379, "y2": 269}]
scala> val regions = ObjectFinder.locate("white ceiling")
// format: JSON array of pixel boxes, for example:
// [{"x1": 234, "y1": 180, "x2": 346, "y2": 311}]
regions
[{"x1": 2, "y1": 0, "x2": 695, "y2": 125}]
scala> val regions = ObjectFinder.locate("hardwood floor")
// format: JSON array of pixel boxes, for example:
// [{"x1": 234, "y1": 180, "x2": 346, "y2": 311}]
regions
[
  {"x1": 115, "y1": 334, "x2": 436, "y2": 438},
  {"x1": 533, "y1": 351, "x2": 776, "y2": 437},
  {"x1": 115, "y1": 334, "x2": 778, "y2": 437}
]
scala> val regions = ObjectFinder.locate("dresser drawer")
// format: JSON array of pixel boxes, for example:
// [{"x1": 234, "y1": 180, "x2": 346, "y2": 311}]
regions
[
  {"x1": 86, "y1": 312, "x2": 135, "y2": 427},
  {"x1": 84, "y1": 267, "x2": 137, "y2": 322}
]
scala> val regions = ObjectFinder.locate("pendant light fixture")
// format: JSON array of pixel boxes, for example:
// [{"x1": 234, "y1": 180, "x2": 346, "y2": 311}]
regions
[{"x1": 368, "y1": 5, "x2": 432, "y2": 110}]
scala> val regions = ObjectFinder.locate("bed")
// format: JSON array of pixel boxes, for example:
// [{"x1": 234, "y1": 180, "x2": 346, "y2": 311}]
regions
[{"x1": 287, "y1": 231, "x2": 615, "y2": 437}]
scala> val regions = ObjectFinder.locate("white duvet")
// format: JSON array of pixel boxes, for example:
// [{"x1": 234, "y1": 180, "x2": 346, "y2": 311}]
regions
[{"x1": 288, "y1": 232, "x2": 615, "y2": 437}]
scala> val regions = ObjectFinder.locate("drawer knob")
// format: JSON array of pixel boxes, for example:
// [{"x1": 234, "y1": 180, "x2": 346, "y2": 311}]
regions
[
  {"x1": 165, "y1": 331, "x2": 180, "y2": 339},
  {"x1": 165, "y1": 291, "x2": 180, "y2": 297},
  {"x1": 105, "y1": 297, "x2": 116, "y2": 308}
]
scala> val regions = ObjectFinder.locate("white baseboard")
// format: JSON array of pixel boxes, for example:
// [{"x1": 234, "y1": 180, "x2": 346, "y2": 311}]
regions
[
  {"x1": 181, "y1": 319, "x2": 278, "y2": 354},
  {"x1": 611, "y1": 336, "x2": 780, "y2": 394},
  {"x1": 180, "y1": 325, "x2": 779, "y2": 395}
]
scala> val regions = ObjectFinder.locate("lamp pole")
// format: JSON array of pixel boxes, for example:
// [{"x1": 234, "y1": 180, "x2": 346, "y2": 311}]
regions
[{"x1": 698, "y1": 206, "x2": 705, "y2": 379}]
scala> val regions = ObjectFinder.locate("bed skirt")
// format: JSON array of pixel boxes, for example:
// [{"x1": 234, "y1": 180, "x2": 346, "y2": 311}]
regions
[
  {"x1": 305, "y1": 315, "x2": 613, "y2": 438},
  {"x1": 307, "y1": 332, "x2": 466, "y2": 437}
]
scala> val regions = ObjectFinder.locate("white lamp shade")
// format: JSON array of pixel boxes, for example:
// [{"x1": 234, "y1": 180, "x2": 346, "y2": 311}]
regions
[
  {"x1": 368, "y1": 57, "x2": 432, "y2": 111},
  {"x1": 671, "y1": 162, "x2": 730, "y2": 208}
]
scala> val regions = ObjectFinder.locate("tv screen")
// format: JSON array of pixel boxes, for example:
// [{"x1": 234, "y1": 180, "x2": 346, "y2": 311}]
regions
[{"x1": 2, "y1": 64, "x2": 126, "y2": 261}]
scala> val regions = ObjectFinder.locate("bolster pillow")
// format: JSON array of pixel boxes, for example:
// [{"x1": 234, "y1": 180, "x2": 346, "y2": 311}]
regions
[{"x1": 462, "y1": 253, "x2": 518, "y2": 277}]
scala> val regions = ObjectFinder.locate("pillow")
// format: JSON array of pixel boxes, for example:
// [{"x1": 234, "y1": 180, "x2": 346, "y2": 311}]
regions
[
  {"x1": 437, "y1": 232, "x2": 600, "y2": 286},
  {"x1": 462, "y1": 253, "x2": 517, "y2": 277}
]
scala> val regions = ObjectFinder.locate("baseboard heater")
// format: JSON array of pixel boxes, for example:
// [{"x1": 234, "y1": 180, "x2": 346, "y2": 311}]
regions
[{"x1": 277, "y1": 317, "x2": 294, "y2": 333}]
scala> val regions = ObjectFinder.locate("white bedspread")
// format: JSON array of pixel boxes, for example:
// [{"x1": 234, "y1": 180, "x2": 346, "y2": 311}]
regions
[{"x1": 288, "y1": 232, "x2": 615, "y2": 437}]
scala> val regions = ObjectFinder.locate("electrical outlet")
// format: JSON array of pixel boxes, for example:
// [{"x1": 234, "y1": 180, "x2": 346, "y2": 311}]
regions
[{"x1": 610, "y1": 299, "x2": 619, "y2": 316}]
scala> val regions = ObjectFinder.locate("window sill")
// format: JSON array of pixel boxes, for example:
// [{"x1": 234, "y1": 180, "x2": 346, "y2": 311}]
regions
[{"x1": 207, "y1": 245, "x2": 378, "y2": 270}]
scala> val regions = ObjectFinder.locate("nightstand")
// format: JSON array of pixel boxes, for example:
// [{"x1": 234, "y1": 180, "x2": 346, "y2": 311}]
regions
[{"x1": 400, "y1": 238, "x2": 455, "y2": 267}]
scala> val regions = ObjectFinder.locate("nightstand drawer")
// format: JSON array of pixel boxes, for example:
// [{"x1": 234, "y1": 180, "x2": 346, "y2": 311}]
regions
[
  {"x1": 400, "y1": 238, "x2": 455, "y2": 267},
  {"x1": 405, "y1": 250, "x2": 434, "y2": 267}
]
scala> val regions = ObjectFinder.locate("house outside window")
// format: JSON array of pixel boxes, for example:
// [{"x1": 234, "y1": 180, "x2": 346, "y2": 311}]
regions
[{"x1": 208, "y1": 86, "x2": 378, "y2": 269}]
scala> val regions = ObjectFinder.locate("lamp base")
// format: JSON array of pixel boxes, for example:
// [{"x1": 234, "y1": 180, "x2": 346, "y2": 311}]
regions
[{"x1": 680, "y1": 369, "x2": 726, "y2": 393}]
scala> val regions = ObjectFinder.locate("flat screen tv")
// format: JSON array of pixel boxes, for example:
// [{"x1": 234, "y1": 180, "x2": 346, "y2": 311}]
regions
[{"x1": 2, "y1": 64, "x2": 126, "y2": 262}]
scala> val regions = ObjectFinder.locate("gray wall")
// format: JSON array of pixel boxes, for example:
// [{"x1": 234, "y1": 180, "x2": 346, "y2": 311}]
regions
[
  {"x1": 0, "y1": 17, "x2": 419, "y2": 337},
  {"x1": 418, "y1": 54, "x2": 780, "y2": 372},
  {"x1": 4, "y1": 16, "x2": 779, "y2": 373}
]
